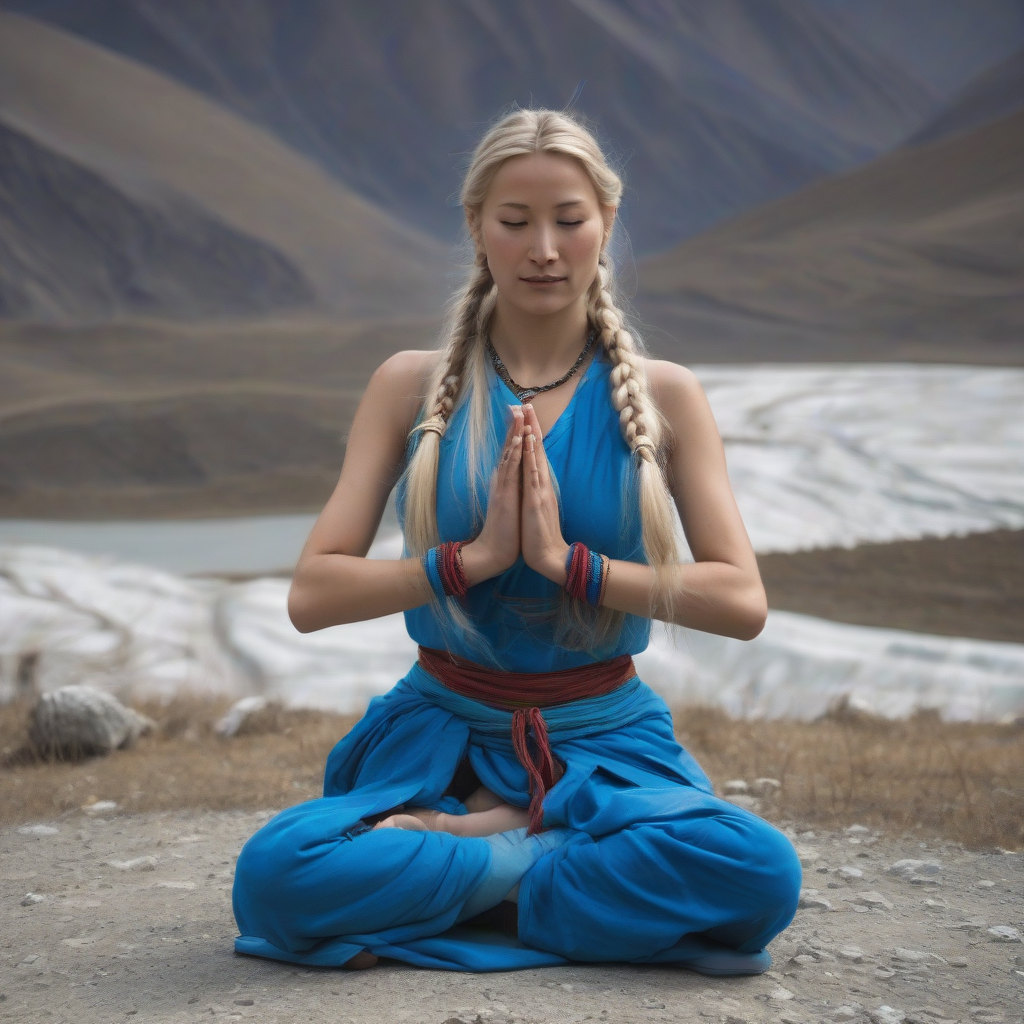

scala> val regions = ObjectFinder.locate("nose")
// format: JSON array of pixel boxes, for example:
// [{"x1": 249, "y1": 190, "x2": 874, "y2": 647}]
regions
[{"x1": 528, "y1": 223, "x2": 558, "y2": 266}]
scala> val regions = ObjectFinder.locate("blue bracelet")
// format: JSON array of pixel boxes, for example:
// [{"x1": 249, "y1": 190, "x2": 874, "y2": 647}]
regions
[
  {"x1": 585, "y1": 549, "x2": 603, "y2": 607},
  {"x1": 422, "y1": 547, "x2": 447, "y2": 603}
]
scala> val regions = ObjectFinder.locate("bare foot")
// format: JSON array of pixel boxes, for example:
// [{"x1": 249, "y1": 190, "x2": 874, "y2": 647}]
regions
[
  {"x1": 342, "y1": 951, "x2": 378, "y2": 969},
  {"x1": 372, "y1": 813, "x2": 432, "y2": 831}
]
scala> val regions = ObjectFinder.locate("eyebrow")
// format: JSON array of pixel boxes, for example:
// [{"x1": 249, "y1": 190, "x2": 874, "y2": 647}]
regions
[{"x1": 498, "y1": 199, "x2": 585, "y2": 210}]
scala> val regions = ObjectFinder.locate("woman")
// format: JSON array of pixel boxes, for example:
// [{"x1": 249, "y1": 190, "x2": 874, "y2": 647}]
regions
[{"x1": 232, "y1": 109, "x2": 801, "y2": 974}]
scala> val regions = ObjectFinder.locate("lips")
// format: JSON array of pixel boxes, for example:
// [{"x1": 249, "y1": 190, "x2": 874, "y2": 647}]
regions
[{"x1": 521, "y1": 275, "x2": 566, "y2": 283}]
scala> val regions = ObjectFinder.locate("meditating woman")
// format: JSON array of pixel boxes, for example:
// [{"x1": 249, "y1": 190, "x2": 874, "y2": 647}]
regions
[{"x1": 232, "y1": 109, "x2": 801, "y2": 974}]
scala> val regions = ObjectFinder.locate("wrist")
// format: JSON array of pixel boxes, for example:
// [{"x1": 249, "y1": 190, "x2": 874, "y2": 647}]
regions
[
  {"x1": 460, "y1": 539, "x2": 503, "y2": 586},
  {"x1": 538, "y1": 541, "x2": 571, "y2": 585}
]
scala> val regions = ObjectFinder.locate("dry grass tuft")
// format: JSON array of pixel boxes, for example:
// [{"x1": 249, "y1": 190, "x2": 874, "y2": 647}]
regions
[
  {"x1": 2, "y1": 695, "x2": 1021, "y2": 849},
  {"x1": 676, "y1": 703, "x2": 1024, "y2": 850}
]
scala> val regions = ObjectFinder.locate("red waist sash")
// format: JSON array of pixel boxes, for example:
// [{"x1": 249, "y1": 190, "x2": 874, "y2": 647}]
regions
[{"x1": 416, "y1": 646, "x2": 636, "y2": 833}]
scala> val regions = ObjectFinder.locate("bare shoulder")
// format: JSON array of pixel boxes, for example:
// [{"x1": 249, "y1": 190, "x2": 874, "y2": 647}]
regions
[
  {"x1": 643, "y1": 358, "x2": 708, "y2": 417},
  {"x1": 364, "y1": 349, "x2": 442, "y2": 432}
]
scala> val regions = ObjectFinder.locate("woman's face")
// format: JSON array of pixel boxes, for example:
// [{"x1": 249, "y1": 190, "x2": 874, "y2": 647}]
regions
[{"x1": 471, "y1": 152, "x2": 614, "y2": 320}]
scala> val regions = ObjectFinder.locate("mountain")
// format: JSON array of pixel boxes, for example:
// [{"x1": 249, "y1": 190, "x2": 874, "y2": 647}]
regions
[
  {"x1": 909, "y1": 45, "x2": 1024, "y2": 146},
  {"x1": 0, "y1": 11, "x2": 448, "y2": 323},
  {"x1": 636, "y1": 110, "x2": 1024, "y2": 364},
  {"x1": 0, "y1": 0, "x2": 957, "y2": 254}
]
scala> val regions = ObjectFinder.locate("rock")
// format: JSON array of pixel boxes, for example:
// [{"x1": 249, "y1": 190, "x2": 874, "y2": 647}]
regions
[
  {"x1": 987, "y1": 926, "x2": 1021, "y2": 942},
  {"x1": 838, "y1": 946, "x2": 867, "y2": 962},
  {"x1": 887, "y1": 859, "x2": 942, "y2": 880},
  {"x1": 839, "y1": 866, "x2": 864, "y2": 880},
  {"x1": 29, "y1": 686, "x2": 153, "y2": 759},
  {"x1": 796, "y1": 846, "x2": 820, "y2": 866},
  {"x1": 798, "y1": 889, "x2": 832, "y2": 911},
  {"x1": 769, "y1": 987, "x2": 795, "y2": 1001},
  {"x1": 845, "y1": 824, "x2": 870, "y2": 834},
  {"x1": 892, "y1": 948, "x2": 928, "y2": 963},
  {"x1": 851, "y1": 891, "x2": 894, "y2": 911},
  {"x1": 641, "y1": 998, "x2": 666, "y2": 1008},
  {"x1": 82, "y1": 800, "x2": 119, "y2": 816},
  {"x1": 104, "y1": 856, "x2": 158, "y2": 871},
  {"x1": 724, "y1": 793, "x2": 761, "y2": 811},
  {"x1": 834, "y1": 1006, "x2": 860, "y2": 1019},
  {"x1": 975, "y1": 879, "x2": 996, "y2": 888},
  {"x1": 17, "y1": 824, "x2": 59, "y2": 836},
  {"x1": 790, "y1": 953, "x2": 817, "y2": 967},
  {"x1": 871, "y1": 1008, "x2": 906, "y2": 1024},
  {"x1": 752, "y1": 777, "x2": 782, "y2": 795},
  {"x1": 948, "y1": 918, "x2": 988, "y2": 931},
  {"x1": 723, "y1": 779, "x2": 748, "y2": 795},
  {"x1": 215, "y1": 696, "x2": 269, "y2": 737},
  {"x1": 21, "y1": 893, "x2": 45, "y2": 906}
]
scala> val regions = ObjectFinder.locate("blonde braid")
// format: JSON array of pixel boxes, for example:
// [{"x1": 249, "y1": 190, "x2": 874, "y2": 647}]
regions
[
  {"x1": 403, "y1": 256, "x2": 496, "y2": 556},
  {"x1": 590, "y1": 256, "x2": 679, "y2": 568}
]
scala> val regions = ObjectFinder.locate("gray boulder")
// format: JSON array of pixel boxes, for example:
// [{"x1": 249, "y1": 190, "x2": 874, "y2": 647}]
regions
[{"x1": 29, "y1": 685, "x2": 153, "y2": 759}]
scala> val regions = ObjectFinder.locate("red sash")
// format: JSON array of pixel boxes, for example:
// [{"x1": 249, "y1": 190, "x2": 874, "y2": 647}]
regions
[{"x1": 417, "y1": 646, "x2": 636, "y2": 833}]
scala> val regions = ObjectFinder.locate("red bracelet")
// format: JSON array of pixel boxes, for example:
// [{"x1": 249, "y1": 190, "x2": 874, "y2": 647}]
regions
[
  {"x1": 564, "y1": 542, "x2": 591, "y2": 604},
  {"x1": 437, "y1": 541, "x2": 469, "y2": 599}
]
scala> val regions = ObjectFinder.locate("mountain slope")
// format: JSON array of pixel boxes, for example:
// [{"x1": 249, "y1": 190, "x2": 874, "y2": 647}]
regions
[
  {"x1": 910, "y1": 45, "x2": 1024, "y2": 146},
  {"x1": 0, "y1": 0, "x2": 943, "y2": 253},
  {"x1": 0, "y1": 122, "x2": 312, "y2": 322},
  {"x1": 636, "y1": 110, "x2": 1024, "y2": 363},
  {"x1": 0, "y1": 11, "x2": 447, "y2": 321}
]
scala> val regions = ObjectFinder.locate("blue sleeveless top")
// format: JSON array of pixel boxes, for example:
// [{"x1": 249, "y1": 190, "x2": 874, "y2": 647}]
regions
[{"x1": 398, "y1": 351, "x2": 651, "y2": 672}]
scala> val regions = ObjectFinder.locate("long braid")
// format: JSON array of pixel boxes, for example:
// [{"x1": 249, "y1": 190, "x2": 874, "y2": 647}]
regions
[
  {"x1": 590, "y1": 256, "x2": 679, "y2": 568},
  {"x1": 404, "y1": 255, "x2": 496, "y2": 557}
]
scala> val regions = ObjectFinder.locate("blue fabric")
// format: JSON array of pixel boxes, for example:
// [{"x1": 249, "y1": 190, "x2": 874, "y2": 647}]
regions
[
  {"x1": 399, "y1": 353, "x2": 651, "y2": 671},
  {"x1": 232, "y1": 349, "x2": 801, "y2": 972},
  {"x1": 233, "y1": 665, "x2": 801, "y2": 971},
  {"x1": 585, "y1": 548, "x2": 603, "y2": 607},
  {"x1": 423, "y1": 547, "x2": 446, "y2": 602}
]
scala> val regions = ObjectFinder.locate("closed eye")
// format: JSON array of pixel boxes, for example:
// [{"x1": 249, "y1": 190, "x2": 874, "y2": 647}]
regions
[
  {"x1": 558, "y1": 220, "x2": 584, "y2": 226},
  {"x1": 500, "y1": 220, "x2": 528, "y2": 228}
]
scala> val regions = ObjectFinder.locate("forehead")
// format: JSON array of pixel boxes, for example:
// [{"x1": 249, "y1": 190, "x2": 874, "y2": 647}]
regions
[{"x1": 485, "y1": 152, "x2": 598, "y2": 208}]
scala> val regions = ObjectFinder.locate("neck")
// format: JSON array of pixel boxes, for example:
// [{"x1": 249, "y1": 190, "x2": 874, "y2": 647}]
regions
[{"x1": 488, "y1": 295, "x2": 590, "y2": 381}]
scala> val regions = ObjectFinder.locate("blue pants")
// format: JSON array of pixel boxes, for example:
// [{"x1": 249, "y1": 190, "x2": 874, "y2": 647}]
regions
[{"x1": 233, "y1": 667, "x2": 801, "y2": 971}]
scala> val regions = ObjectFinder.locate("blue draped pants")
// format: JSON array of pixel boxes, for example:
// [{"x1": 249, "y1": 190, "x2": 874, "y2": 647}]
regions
[{"x1": 232, "y1": 665, "x2": 801, "y2": 971}]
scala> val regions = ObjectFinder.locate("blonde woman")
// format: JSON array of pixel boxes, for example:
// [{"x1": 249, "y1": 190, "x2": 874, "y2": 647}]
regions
[{"x1": 233, "y1": 110, "x2": 800, "y2": 974}]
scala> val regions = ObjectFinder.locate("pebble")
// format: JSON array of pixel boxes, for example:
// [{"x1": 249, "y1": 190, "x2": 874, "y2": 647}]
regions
[
  {"x1": 838, "y1": 946, "x2": 867, "y2": 962},
  {"x1": 769, "y1": 986, "x2": 795, "y2": 1001},
  {"x1": 17, "y1": 824, "x2": 60, "y2": 836},
  {"x1": 83, "y1": 800, "x2": 119, "y2": 816},
  {"x1": 839, "y1": 866, "x2": 864, "y2": 879},
  {"x1": 975, "y1": 879, "x2": 996, "y2": 888},
  {"x1": 21, "y1": 893, "x2": 45, "y2": 906},
  {"x1": 790, "y1": 954, "x2": 817, "y2": 967},
  {"x1": 987, "y1": 926, "x2": 1021, "y2": 942},
  {"x1": 723, "y1": 779, "x2": 748, "y2": 795},
  {"x1": 846, "y1": 825, "x2": 871, "y2": 834},
  {"x1": 851, "y1": 891, "x2": 894, "y2": 911},
  {"x1": 104, "y1": 856, "x2": 158, "y2": 871},
  {"x1": 752, "y1": 777, "x2": 782, "y2": 795},
  {"x1": 796, "y1": 846, "x2": 820, "y2": 866},
  {"x1": 798, "y1": 889, "x2": 833, "y2": 911},
  {"x1": 725, "y1": 793, "x2": 761, "y2": 811},
  {"x1": 834, "y1": 1006, "x2": 860, "y2": 1019},
  {"x1": 892, "y1": 948, "x2": 929, "y2": 963},
  {"x1": 215, "y1": 696, "x2": 270, "y2": 738},
  {"x1": 871, "y1": 1007, "x2": 906, "y2": 1024},
  {"x1": 641, "y1": 998, "x2": 666, "y2": 1008},
  {"x1": 888, "y1": 859, "x2": 942, "y2": 880}
]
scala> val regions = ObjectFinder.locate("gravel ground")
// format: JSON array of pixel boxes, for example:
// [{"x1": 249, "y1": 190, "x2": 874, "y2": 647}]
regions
[{"x1": 3, "y1": 809, "x2": 1023, "y2": 1024}]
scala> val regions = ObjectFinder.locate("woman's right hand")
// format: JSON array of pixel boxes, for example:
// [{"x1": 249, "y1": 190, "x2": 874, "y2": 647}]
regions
[{"x1": 461, "y1": 406, "x2": 524, "y2": 585}]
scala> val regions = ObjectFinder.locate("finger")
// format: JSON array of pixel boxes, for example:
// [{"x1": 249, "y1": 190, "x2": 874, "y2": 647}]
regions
[
  {"x1": 522, "y1": 405, "x2": 551, "y2": 486},
  {"x1": 523, "y1": 432, "x2": 542, "y2": 491}
]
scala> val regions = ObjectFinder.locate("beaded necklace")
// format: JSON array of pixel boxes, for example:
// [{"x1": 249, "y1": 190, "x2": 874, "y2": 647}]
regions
[{"x1": 486, "y1": 331, "x2": 595, "y2": 402}]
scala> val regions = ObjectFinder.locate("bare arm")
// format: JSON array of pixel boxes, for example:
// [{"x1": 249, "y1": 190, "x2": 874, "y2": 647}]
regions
[
  {"x1": 520, "y1": 363, "x2": 767, "y2": 640},
  {"x1": 288, "y1": 350, "x2": 526, "y2": 633}
]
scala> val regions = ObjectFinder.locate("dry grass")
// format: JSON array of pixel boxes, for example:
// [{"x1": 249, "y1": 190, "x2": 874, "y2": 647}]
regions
[{"x1": 2, "y1": 696, "x2": 1021, "y2": 850}]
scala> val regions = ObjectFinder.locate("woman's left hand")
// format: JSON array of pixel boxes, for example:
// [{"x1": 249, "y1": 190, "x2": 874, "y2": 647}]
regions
[{"x1": 520, "y1": 404, "x2": 569, "y2": 584}]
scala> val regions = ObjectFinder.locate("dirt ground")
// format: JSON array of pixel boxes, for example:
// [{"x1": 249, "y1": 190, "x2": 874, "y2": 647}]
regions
[{"x1": 2, "y1": 807, "x2": 1023, "y2": 1024}]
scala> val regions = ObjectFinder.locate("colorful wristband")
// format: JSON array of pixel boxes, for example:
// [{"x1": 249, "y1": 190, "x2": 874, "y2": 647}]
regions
[
  {"x1": 424, "y1": 541, "x2": 469, "y2": 601},
  {"x1": 564, "y1": 542, "x2": 606, "y2": 607}
]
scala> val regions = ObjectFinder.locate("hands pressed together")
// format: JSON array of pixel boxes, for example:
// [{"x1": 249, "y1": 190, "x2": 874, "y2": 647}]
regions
[{"x1": 460, "y1": 404, "x2": 570, "y2": 588}]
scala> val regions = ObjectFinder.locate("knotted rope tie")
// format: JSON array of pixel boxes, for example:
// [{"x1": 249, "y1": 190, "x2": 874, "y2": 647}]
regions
[{"x1": 511, "y1": 707, "x2": 561, "y2": 835}]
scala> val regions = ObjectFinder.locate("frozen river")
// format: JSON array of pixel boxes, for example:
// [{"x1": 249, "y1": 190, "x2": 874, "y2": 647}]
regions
[{"x1": 2, "y1": 364, "x2": 1023, "y2": 721}]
